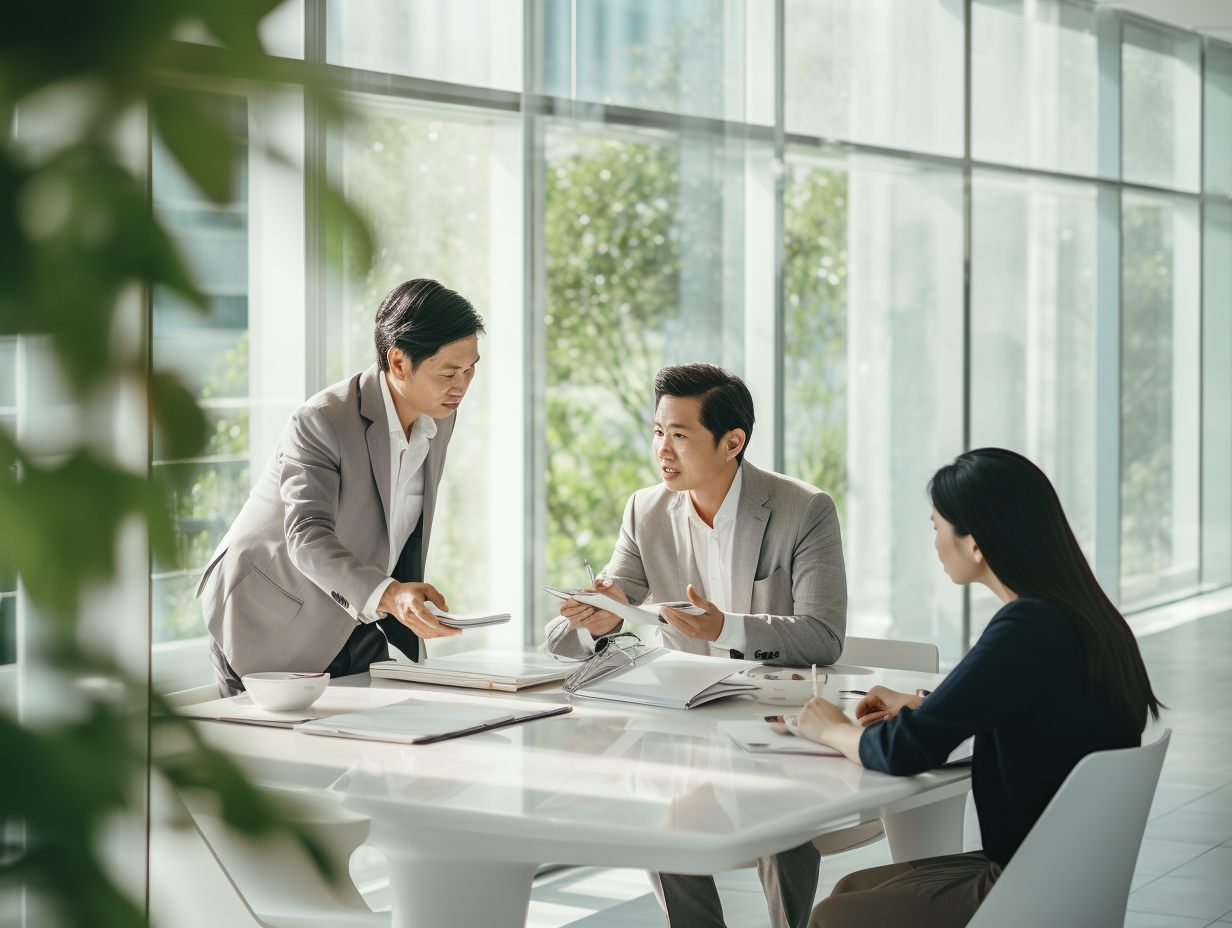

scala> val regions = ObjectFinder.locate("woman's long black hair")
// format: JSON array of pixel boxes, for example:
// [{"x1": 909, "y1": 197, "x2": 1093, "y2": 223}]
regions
[{"x1": 929, "y1": 448, "x2": 1162, "y2": 733}]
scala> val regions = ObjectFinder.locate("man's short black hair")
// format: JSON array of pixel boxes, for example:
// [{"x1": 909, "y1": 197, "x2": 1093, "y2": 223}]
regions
[
  {"x1": 653, "y1": 363, "x2": 755, "y2": 464},
  {"x1": 374, "y1": 279, "x2": 486, "y2": 372}
]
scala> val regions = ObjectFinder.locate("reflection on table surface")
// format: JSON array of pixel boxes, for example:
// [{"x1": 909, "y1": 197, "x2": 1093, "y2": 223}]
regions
[{"x1": 190, "y1": 665, "x2": 960, "y2": 841}]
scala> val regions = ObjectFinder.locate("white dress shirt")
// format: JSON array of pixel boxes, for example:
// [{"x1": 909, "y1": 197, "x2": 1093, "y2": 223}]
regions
[
  {"x1": 685, "y1": 465, "x2": 748, "y2": 656},
  {"x1": 359, "y1": 372, "x2": 437, "y2": 622}
]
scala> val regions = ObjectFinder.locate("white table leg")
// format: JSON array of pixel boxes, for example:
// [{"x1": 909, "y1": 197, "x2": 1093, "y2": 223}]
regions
[
  {"x1": 881, "y1": 788, "x2": 969, "y2": 863},
  {"x1": 381, "y1": 845, "x2": 538, "y2": 928}
]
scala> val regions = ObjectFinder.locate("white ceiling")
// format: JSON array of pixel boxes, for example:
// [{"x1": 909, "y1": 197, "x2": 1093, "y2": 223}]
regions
[{"x1": 1096, "y1": 0, "x2": 1232, "y2": 44}]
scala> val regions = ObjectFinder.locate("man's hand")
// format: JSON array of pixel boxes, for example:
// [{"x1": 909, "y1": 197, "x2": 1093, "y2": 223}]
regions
[
  {"x1": 378, "y1": 581, "x2": 461, "y2": 639},
  {"x1": 660, "y1": 584, "x2": 725, "y2": 642},
  {"x1": 854, "y1": 685, "x2": 921, "y2": 727},
  {"x1": 561, "y1": 578, "x2": 627, "y2": 637}
]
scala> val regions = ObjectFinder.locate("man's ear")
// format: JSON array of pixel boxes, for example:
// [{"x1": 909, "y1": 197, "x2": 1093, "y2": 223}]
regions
[
  {"x1": 725, "y1": 429, "x2": 746, "y2": 462},
  {"x1": 387, "y1": 346, "x2": 407, "y2": 380}
]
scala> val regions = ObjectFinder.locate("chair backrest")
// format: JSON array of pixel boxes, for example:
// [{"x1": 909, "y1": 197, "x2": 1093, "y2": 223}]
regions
[
  {"x1": 838, "y1": 636, "x2": 939, "y2": 673},
  {"x1": 967, "y1": 729, "x2": 1170, "y2": 928}
]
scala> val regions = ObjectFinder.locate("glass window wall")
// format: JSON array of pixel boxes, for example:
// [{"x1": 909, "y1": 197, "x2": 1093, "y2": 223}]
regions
[
  {"x1": 1121, "y1": 22, "x2": 1201, "y2": 192},
  {"x1": 1120, "y1": 191, "x2": 1201, "y2": 607},
  {"x1": 140, "y1": 3, "x2": 1232, "y2": 686},
  {"x1": 783, "y1": 152, "x2": 965, "y2": 665},
  {"x1": 971, "y1": 0, "x2": 1099, "y2": 176},
  {"x1": 785, "y1": 0, "x2": 965, "y2": 156}
]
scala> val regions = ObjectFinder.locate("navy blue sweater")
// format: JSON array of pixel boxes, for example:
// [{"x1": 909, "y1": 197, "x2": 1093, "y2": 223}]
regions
[{"x1": 858, "y1": 596, "x2": 1142, "y2": 867}]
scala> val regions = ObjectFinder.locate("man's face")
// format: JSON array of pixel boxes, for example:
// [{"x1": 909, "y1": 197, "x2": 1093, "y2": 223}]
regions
[
  {"x1": 652, "y1": 394, "x2": 739, "y2": 493},
  {"x1": 388, "y1": 334, "x2": 480, "y2": 418}
]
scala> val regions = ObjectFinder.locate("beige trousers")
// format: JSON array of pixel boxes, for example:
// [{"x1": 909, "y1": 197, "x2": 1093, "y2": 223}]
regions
[{"x1": 809, "y1": 851, "x2": 1001, "y2": 928}]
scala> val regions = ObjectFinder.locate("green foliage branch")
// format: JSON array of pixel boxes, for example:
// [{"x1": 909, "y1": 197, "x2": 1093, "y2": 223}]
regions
[{"x1": 1, "y1": 4, "x2": 371, "y2": 925}]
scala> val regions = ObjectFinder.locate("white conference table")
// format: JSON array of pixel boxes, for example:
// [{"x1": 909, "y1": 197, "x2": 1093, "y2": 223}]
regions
[{"x1": 189, "y1": 662, "x2": 970, "y2": 928}]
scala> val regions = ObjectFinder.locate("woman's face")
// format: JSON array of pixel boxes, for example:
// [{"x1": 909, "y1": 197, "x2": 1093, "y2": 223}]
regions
[{"x1": 931, "y1": 506, "x2": 983, "y2": 585}]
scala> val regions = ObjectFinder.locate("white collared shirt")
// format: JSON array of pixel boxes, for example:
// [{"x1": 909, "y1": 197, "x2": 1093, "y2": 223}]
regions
[
  {"x1": 685, "y1": 465, "x2": 748, "y2": 656},
  {"x1": 359, "y1": 372, "x2": 437, "y2": 622}
]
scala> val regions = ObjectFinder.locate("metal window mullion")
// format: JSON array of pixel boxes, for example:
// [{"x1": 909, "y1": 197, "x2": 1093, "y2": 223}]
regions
[
  {"x1": 772, "y1": 0, "x2": 786, "y2": 475},
  {"x1": 304, "y1": 0, "x2": 328, "y2": 397},
  {"x1": 961, "y1": 0, "x2": 973, "y2": 654},
  {"x1": 523, "y1": 0, "x2": 548, "y2": 646}
]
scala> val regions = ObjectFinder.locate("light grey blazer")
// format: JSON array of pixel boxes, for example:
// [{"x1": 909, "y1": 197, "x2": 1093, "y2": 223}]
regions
[
  {"x1": 547, "y1": 462, "x2": 847, "y2": 666},
  {"x1": 196, "y1": 363, "x2": 455, "y2": 677}
]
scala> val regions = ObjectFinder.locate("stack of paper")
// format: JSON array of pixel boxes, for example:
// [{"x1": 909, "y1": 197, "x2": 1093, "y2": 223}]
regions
[
  {"x1": 369, "y1": 649, "x2": 570, "y2": 691},
  {"x1": 424, "y1": 603, "x2": 511, "y2": 628}
]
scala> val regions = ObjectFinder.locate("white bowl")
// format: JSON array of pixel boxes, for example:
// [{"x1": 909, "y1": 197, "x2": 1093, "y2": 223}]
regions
[
  {"x1": 738, "y1": 667, "x2": 826, "y2": 706},
  {"x1": 241, "y1": 672, "x2": 330, "y2": 711}
]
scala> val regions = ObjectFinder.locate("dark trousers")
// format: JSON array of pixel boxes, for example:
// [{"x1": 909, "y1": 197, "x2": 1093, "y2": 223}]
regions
[
  {"x1": 651, "y1": 841, "x2": 822, "y2": 928},
  {"x1": 209, "y1": 622, "x2": 391, "y2": 698},
  {"x1": 809, "y1": 852, "x2": 1000, "y2": 928}
]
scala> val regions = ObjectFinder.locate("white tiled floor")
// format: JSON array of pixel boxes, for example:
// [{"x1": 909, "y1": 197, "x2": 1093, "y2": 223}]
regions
[{"x1": 521, "y1": 597, "x2": 1232, "y2": 928}]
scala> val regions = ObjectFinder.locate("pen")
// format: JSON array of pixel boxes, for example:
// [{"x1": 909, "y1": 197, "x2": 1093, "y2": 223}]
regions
[
  {"x1": 811, "y1": 664, "x2": 818, "y2": 698},
  {"x1": 584, "y1": 558, "x2": 596, "y2": 590}
]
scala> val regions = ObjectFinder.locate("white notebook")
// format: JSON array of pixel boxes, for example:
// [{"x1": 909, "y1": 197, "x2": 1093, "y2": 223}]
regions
[
  {"x1": 369, "y1": 648, "x2": 570, "y2": 691},
  {"x1": 570, "y1": 649, "x2": 759, "y2": 709},
  {"x1": 297, "y1": 699, "x2": 571, "y2": 744}
]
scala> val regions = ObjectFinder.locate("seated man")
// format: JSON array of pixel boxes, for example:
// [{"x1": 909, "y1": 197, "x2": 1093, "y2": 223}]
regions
[{"x1": 546, "y1": 362, "x2": 847, "y2": 928}]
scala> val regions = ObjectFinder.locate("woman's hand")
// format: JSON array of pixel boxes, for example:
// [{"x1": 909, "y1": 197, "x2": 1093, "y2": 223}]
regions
[
  {"x1": 788, "y1": 697, "x2": 865, "y2": 765},
  {"x1": 854, "y1": 685, "x2": 922, "y2": 727},
  {"x1": 792, "y1": 696, "x2": 852, "y2": 743}
]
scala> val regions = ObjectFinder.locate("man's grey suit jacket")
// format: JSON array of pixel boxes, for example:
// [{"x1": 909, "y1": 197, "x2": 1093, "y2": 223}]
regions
[
  {"x1": 547, "y1": 462, "x2": 847, "y2": 666},
  {"x1": 196, "y1": 363, "x2": 454, "y2": 677}
]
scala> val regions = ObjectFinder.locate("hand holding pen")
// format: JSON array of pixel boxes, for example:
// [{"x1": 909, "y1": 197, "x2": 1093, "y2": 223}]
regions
[{"x1": 559, "y1": 558, "x2": 626, "y2": 636}]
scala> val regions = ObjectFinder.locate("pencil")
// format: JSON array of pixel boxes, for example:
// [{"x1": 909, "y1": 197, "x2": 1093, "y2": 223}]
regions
[{"x1": 811, "y1": 664, "x2": 818, "y2": 698}]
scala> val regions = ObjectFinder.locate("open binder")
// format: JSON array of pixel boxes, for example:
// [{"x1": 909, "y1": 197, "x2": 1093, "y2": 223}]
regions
[{"x1": 563, "y1": 635, "x2": 759, "y2": 709}]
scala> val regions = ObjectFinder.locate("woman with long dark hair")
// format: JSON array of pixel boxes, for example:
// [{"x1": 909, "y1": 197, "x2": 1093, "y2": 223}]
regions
[{"x1": 791, "y1": 448, "x2": 1162, "y2": 928}]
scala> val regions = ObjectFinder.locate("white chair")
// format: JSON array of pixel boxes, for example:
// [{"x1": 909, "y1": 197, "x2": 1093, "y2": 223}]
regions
[
  {"x1": 966, "y1": 729, "x2": 1171, "y2": 928},
  {"x1": 837, "y1": 636, "x2": 939, "y2": 674}
]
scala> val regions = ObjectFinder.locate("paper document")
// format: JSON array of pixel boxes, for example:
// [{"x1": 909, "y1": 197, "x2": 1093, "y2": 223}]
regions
[
  {"x1": 424, "y1": 603, "x2": 511, "y2": 628},
  {"x1": 720, "y1": 722, "x2": 976, "y2": 766},
  {"x1": 570, "y1": 649, "x2": 759, "y2": 710},
  {"x1": 542, "y1": 587, "x2": 704, "y2": 626},
  {"x1": 297, "y1": 699, "x2": 572, "y2": 744},
  {"x1": 369, "y1": 649, "x2": 570, "y2": 691},
  {"x1": 179, "y1": 686, "x2": 413, "y2": 728},
  {"x1": 719, "y1": 720, "x2": 843, "y2": 756}
]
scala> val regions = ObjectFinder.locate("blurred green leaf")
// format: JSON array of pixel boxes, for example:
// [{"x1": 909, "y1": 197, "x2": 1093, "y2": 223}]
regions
[
  {"x1": 321, "y1": 180, "x2": 374, "y2": 275},
  {"x1": 150, "y1": 87, "x2": 240, "y2": 204},
  {"x1": 150, "y1": 371, "x2": 208, "y2": 461}
]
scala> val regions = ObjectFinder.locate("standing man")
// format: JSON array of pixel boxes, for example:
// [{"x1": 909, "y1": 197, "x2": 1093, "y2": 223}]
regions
[
  {"x1": 198, "y1": 279, "x2": 484, "y2": 696},
  {"x1": 546, "y1": 362, "x2": 849, "y2": 928}
]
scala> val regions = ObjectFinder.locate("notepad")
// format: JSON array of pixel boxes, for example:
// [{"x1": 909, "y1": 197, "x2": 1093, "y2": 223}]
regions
[
  {"x1": 424, "y1": 603, "x2": 511, "y2": 628},
  {"x1": 296, "y1": 699, "x2": 572, "y2": 744},
  {"x1": 542, "y1": 587, "x2": 705, "y2": 626}
]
